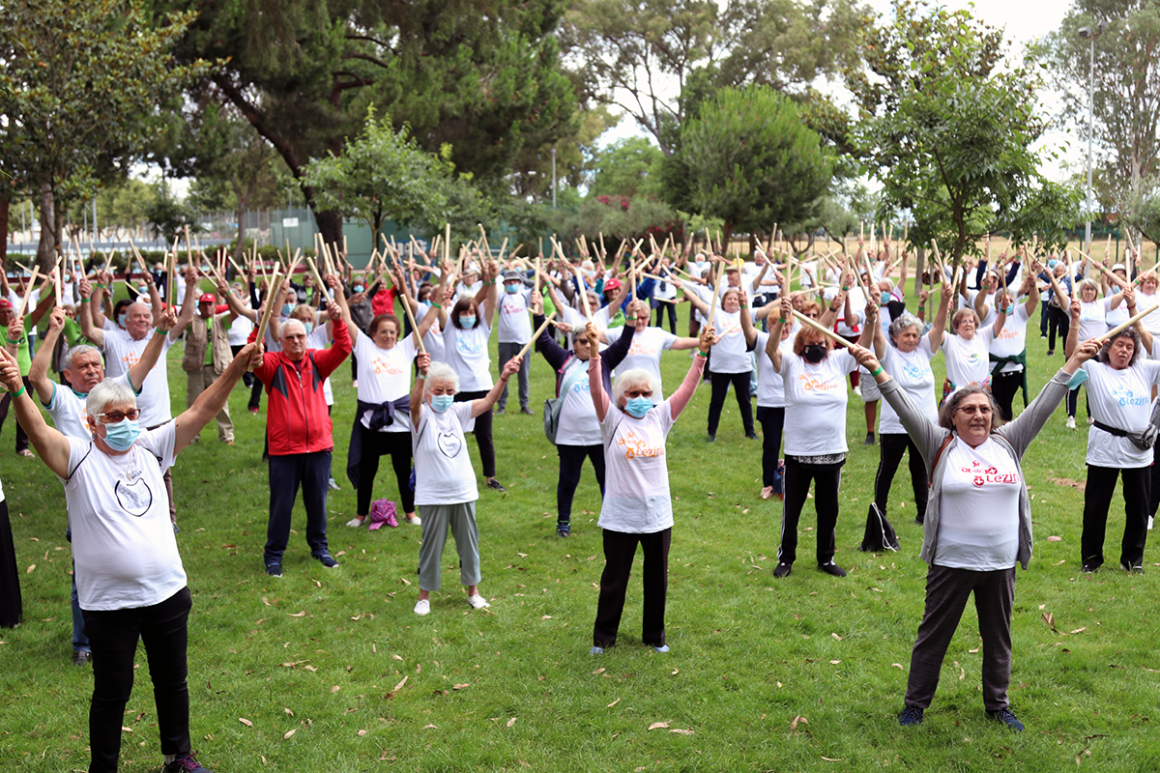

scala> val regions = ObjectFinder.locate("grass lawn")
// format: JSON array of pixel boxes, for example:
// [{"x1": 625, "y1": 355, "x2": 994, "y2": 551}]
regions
[{"x1": 1, "y1": 289, "x2": 1158, "y2": 772}]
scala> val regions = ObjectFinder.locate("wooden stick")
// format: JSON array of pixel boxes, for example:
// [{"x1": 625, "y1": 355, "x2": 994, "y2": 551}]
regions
[
  {"x1": 444, "y1": 223, "x2": 451, "y2": 263},
  {"x1": 167, "y1": 250, "x2": 177, "y2": 308},
  {"x1": 14, "y1": 266, "x2": 41, "y2": 320},
  {"x1": 396, "y1": 278, "x2": 426, "y2": 356},
  {"x1": 305, "y1": 257, "x2": 328, "y2": 298},
  {"x1": 53, "y1": 267, "x2": 62, "y2": 307},
  {"x1": 534, "y1": 256, "x2": 542, "y2": 297},
  {"x1": 598, "y1": 232, "x2": 606, "y2": 258},
  {"x1": 717, "y1": 320, "x2": 742, "y2": 338},
  {"x1": 705, "y1": 264, "x2": 722, "y2": 331},
  {"x1": 1103, "y1": 303, "x2": 1160, "y2": 340},
  {"x1": 254, "y1": 268, "x2": 284, "y2": 344},
  {"x1": 514, "y1": 313, "x2": 556, "y2": 362},
  {"x1": 792, "y1": 308, "x2": 855, "y2": 348}
]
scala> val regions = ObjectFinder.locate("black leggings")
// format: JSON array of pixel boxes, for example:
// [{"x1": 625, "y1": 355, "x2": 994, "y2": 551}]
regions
[
  {"x1": 653, "y1": 302, "x2": 677, "y2": 334},
  {"x1": 990, "y1": 369, "x2": 1023, "y2": 422},
  {"x1": 1082, "y1": 464, "x2": 1149, "y2": 570},
  {"x1": 0, "y1": 376, "x2": 31, "y2": 452},
  {"x1": 557, "y1": 444, "x2": 606, "y2": 523},
  {"x1": 1047, "y1": 306, "x2": 1070, "y2": 352},
  {"x1": 707, "y1": 370, "x2": 753, "y2": 437},
  {"x1": 874, "y1": 433, "x2": 929, "y2": 523},
  {"x1": 756, "y1": 406, "x2": 785, "y2": 487},
  {"x1": 779, "y1": 457, "x2": 843, "y2": 566},
  {"x1": 356, "y1": 427, "x2": 415, "y2": 516},
  {"x1": 454, "y1": 389, "x2": 496, "y2": 478}
]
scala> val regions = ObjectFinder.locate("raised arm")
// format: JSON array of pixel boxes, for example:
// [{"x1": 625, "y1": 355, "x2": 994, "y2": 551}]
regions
[
  {"x1": 668, "y1": 326, "x2": 712, "y2": 419},
  {"x1": 29, "y1": 309, "x2": 67, "y2": 403},
  {"x1": 0, "y1": 347, "x2": 71, "y2": 478},
  {"x1": 410, "y1": 351, "x2": 431, "y2": 423},
  {"x1": 168, "y1": 267, "x2": 200, "y2": 339},
  {"x1": 127, "y1": 307, "x2": 177, "y2": 392},
  {"x1": 926, "y1": 277, "x2": 952, "y2": 351},
  {"x1": 587, "y1": 324, "x2": 610, "y2": 422},
  {"x1": 679, "y1": 280, "x2": 710, "y2": 316},
  {"x1": 766, "y1": 296, "x2": 793, "y2": 373},
  {"x1": 77, "y1": 276, "x2": 105, "y2": 348}
]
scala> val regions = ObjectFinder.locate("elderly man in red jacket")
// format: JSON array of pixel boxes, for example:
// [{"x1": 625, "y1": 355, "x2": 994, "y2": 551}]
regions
[{"x1": 253, "y1": 297, "x2": 351, "y2": 576}]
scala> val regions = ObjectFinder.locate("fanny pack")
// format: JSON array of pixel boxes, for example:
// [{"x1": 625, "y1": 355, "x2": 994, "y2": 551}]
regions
[{"x1": 1093, "y1": 420, "x2": 1159, "y2": 450}]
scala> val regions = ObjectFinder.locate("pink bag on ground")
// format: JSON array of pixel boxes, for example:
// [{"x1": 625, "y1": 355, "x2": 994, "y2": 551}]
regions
[{"x1": 367, "y1": 499, "x2": 398, "y2": 530}]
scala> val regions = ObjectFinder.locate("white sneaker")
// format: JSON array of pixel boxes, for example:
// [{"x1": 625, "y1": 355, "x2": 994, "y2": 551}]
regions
[
  {"x1": 1149, "y1": 516, "x2": 1154, "y2": 531},
  {"x1": 853, "y1": 385, "x2": 862, "y2": 397},
  {"x1": 1066, "y1": 416, "x2": 1077, "y2": 430},
  {"x1": 414, "y1": 599, "x2": 430, "y2": 615},
  {"x1": 467, "y1": 595, "x2": 490, "y2": 610},
  {"x1": 345, "y1": 517, "x2": 364, "y2": 528},
  {"x1": 1087, "y1": 416, "x2": 1095, "y2": 425},
  {"x1": 406, "y1": 513, "x2": 422, "y2": 526}
]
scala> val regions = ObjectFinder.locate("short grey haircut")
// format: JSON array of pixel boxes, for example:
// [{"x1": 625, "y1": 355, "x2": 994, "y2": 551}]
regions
[
  {"x1": 612, "y1": 368, "x2": 661, "y2": 407},
  {"x1": 86, "y1": 378, "x2": 137, "y2": 419},
  {"x1": 281, "y1": 318, "x2": 306, "y2": 339},
  {"x1": 66, "y1": 344, "x2": 102, "y2": 371},
  {"x1": 1077, "y1": 278, "x2": 1100, "y2": 298},
  {"x1": 888, "y1": 313, "x2": 923, "y2": 347},
  {"x1": 425, "y1": 361, "x2": 460, "y2": 394},
  {"x1": 126, "y1": 301, "x2": 152, "y2": 320}
]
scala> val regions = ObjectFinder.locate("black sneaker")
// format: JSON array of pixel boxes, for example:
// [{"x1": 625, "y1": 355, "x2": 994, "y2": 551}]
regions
[
  {"x1": 898, "y1": 706, "x2": 924, "y2": 726},
  {"x1": 773, "y1": 562, "x2": 792, "y2": 578},
  {"x1": 72, "y1": 650, "x2": 92, "y2": 666},
  {"x1": 487, "y1": 478, "x2": 507, "y2": 492},
  {"x1": 745, "y1": 432, "x2": 759, "y2": 440},
  {"x1": 315, "y1": 552, "x2": 339, "y2": 568},
  {"x1": 707, "y1": 434, "x2": 716, "y2": 442},
  {"x1": 863, "y1": 432, "x2": 875, "y2": 446},
  {"x1": 819, "y1": 562, "x2": 847, "y2": 577},
  {"x1": 1121, "y1": 561, "x2": 1144, "y2": 574},
  {"x1": 265, "y1": 562, "x2": 282, "y2": 577},
  {"x1": 557, "y1": 522, "x2": 570, "y2": 538},
  {"x1": 163, "y1": 751, "x2": 213, "y2": 772},
  {"x1": 1081, "y1": 563, "x2": 1099, "y2": 574},
  {"x1": 521, "y1": 406, "x2": 535, "y2": 415},
  {"x1": 496, "y1": 406, "x2": 506, "y2": 415},
  {"x1": 986, "y1": 708, "x2": 1024, "y2": 732}
]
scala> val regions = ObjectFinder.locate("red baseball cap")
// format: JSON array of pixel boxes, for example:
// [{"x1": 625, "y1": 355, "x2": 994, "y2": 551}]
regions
[
  {"x1": 198, "y1": 293, "x2": 216, "y2": 303},
  {"x1": 604, "y1": 278, "x2": 622, "y2": 292},
  {"x1": 0, "y1": 299, "x2": 12, "y2": 310}
]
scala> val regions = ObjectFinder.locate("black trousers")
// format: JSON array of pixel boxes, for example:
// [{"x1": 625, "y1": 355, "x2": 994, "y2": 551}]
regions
[
  {"x1": 82, "y1": 587, "x2": 193, "y2": 773},
  {"x1": 1047, "y1": 306, "x2": 1069, "y2": 352},
  {"x1": 0, "y1": 375, "x2": 32, "y2": 452},
  {"x1": 778, "y1": 457, "x2": 843, "y2": 566},
  {"x1": 230, "y1": 343, "x2": 254, "y2": 388},
  {"x1": 1082, "y1": 464, "x2": 1150, "y2": 569},
  {"x1": 874, "y1": 433, "x2": 929, "y2": 523},
  {"x1": 593, "y1": 528, "x2": 671, "y2": 648},
  {"x1": 990, "y1": 369, "x2": 1023, "y2": 422},
  {"x1": 904, "y1": 565, "x2": 1015, "y2": 712},
  {"x1": 454, "y1": 389, "x2": 496, "y2": 478},
  {"x1": 265, "y1": 451, "x2": 331, "y2": 563},
  {"x1": 0, "y1": 499, "x2": 21, "y2": 628},
  {"x1": 653, "y1": 302, "x2": 677, "y2": 334},
  {"x1": 756, "y1": 406, "x2": 785, "y2": 487},
  {"x1": 707, "y1": 370, "x2": 753, "y2": 437},
  {"x1": 557, "y1": 444, "x2": 605, "y2": 523},
  {"x1": 356, "y1": 428, "x2": 415, "y2": 516}
]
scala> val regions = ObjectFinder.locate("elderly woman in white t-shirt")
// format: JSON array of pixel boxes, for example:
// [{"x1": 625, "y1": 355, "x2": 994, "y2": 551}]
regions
[
  {"x1": 862, "y1": 280, "x2": 950, "y2": 545},
  {"x1": 1066, "y1": 277, "x2": 1118, "y2": 428},
  {"x1": 409, "y1": 352, "x2": 521, "y2": 616},
  {"x1": 852, "y1": 336, "x2": 1100, "y2": 733},
  {"x1": 766, "y1": 291, "x2": 875, "y2": 579},
  {"x1": 587, "y1": 322, "x2": 713, "y2": 653},
  {"x1": 680, "y1": 283, "x2": 756, "y2": 440},
  {"x1": 0, "y1": 339, "x2": 260, "y2": 773},
  {"x1": 975, "y1": 270, "x2": 1039, "y2": 423},
  {"x1": 941, "y1": 302, "x2": 1007, "y2": 405}
]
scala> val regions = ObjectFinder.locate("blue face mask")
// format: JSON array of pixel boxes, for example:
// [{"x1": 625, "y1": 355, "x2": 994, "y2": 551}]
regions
[
  {"x1": 117, "y1": 313, "x2": 127, "y2": 328},
  {"x1": 624, "y1": 396, "x2": 652, "y2": 418},
  {"x1": 505, "y1": 283, "x2": 519, "y2": 294},
  {"x1": 880, "y1": 291, "x2": 892, "y2": 305},
  {"x1": 303, "y1": 321, "x2": 314, "y2": 335},
  {"x1": 430, "y1": 394, "x2": 454, "y2": 413},
  {"x1": 459, "y1": 315, "x2": 477, "y2": 329},
  {"x1": 1048, "y1": 260, "x2": 1059, "y2": 269},
  {"x1": 353, "y1": 285, "x2": 365, "y2": 294},
  {"x1": 1005, "y1": 304, "x2": 1015, "y2": 315},
  {"x1": 103, "y1": 418, "x2": 140, "y2": 451},
  {"x1": 281, "y1": 303, "x2": 294, "y2": 317}
]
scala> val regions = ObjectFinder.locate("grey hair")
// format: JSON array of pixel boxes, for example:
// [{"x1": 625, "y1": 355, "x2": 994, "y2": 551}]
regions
[
  {"x1": 86, "y1": 378, "x2": 137, "y2": 419},
  {"x1": 281, "y1": 318, "x2": 306, "y2": 339},
  {"x1": 425, "y1": 361, "x2": 460, "y2": 394},
  {"x1": 126, "y1": 300, "x2": 152, "y2": 318},
  {"x1": 66, "y1": 344, "x2": 102, "y2": 371},
  {"x1": 1097, "y1": 327, "x2": 1142, "y2": 367},
  {"x1": 888, "y1": 313, "x2": 923, "y2": 347},
  {"x1": 612, "y1": 368, "x2": 661, "y2": 407},
  {"x1": 1077, "y1": 278, "x2": 1100, "y2": 298},
  {"x1": 937, "y1": 385, "x2": 1004, "y2": 431}
]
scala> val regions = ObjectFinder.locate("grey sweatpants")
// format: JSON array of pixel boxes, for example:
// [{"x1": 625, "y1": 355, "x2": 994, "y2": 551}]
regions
[
  {"x1": 497, "y1": 341, "x2": 530, "y2": 409},
  {"x1": 417, "y1": 501, "x2": 481, "y2": 591}
]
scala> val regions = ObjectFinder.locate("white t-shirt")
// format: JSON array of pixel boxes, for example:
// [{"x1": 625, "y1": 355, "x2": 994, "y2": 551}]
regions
[
  {"x1": 63, "y1": 424, "x2": 186, "y2": 611},
  {"x1": 754, "y1": 328, "x2": 795, "y2": 408},
  {"x1": 412, "y1": 401, "x2": 478, "y2": 505},
  {"x1": 653, "y1": 271, "x2": 678, "y2": 301},
  {"x1": 1077, "y1": 299, "x2": 1109, "y2": 342},
  {"x1": 780, "y1": 349, "x2": 858, "y2": 456},
  {"x1": 988, "y1": 305, "x2": 1030, "y2": 374},
  {"x1": 1081, "y1": 359, "x2": 1160, "y2": 468},
  {"x1": 1104, "y1": 290, "x2": 1129, "y2": 328},
  {"x1": 44, "y1": 375, "x2": 134, "y2": 441},
  {"x1": 708, "y1": 309, "x2": 749, "y2": 373},
  {"x1": 228, "y1": 306, "x2": 254, "y2": 345},
  {"x1": 102, "y1": 329, "x2": 173, "y2": 427},
  {"x1": 1136, "y1": 289, "x2": 1160, "y2": 333},
  {"x1": 879, "y1": 339, "x2": 938, "y2": 435},
  {"x1": 354, "y1": 333, "x2": 416, "y2": 433},
  {"x1": 497, "y1": 288, "x2": 532, "y2": 344},
  {"x1": 554, "y1": 358, "x2": 601, "y2": 446},
  {"x1": 616, "y1": 327, "x2": 677, "y2": 399},
  {"x1": 824, "y1": 286, "x2": 866, "y2": 337},
  {"x1": 935, "y1": 437, "x2": 1021, "y2": 571},
  {"x1": 442, "y1": 312, "x2": 493, "y2": 392},
  {"x1": 942, "y1": 328, "x2": 994, "y2": 388},
  {"x1": 599, "y1": 402, "x2": 676, "y2": 533},
  {"x1": 414, "y1": 303, "x2": 445, "y2": 361},
  {"x1": 306, "y1": 325, "x2": 334, "y2": 407}
]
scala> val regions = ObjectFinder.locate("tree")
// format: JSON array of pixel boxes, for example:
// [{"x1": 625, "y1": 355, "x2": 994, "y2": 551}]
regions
[
  {"x1": 561, "y1": 0, "x2": 866, "y2": 155},
  {"x1": 1044, "y1": 1, "x2": 1160, "y2": 235},
  {"x1": 847, "y1": 0, "x2": 1079, "y2": 260},
  {"x1": 158, "y1": 0, "x2": 578, "y2": 246},
  {"x1": 0, "y1": 0, "x2": 209, "y2": 267},
  {"x1": 661, "y1": 86, "x2": 832, "y2": 244},
  {"x1": 590, "y1": 137, "x2": 667, "y2": 199}
]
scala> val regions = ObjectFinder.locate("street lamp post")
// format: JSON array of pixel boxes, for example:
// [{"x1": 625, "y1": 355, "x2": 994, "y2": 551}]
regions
[
  {"x1": 551, "y1": 148, "x2": 557, "y2": 209},
  {"x1": 1079, "y1": 21, "x2": 1108, "y2": 254}
]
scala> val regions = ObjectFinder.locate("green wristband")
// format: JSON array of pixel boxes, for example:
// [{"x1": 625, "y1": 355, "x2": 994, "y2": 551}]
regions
[
  {"x1": 871, "y1": 365, "x2": 884, "y2": 377},
  {"x1": 80, "y1": 297, "x2": 91, "y2": 303},
  {"x1": 11, "y1": 385, "x2": 25, "y2": 398},
  {"x1": 777, "y1": 317, "x2": 786, "y2": 324},
  {"x1": 841, "y1": 286, "x2": 849, "y2": 291},
  {"x1": 696, "y1": 350, "x2": 708, "y2": 358},
  {"x1": 6, "y1": 338, "x2": 21, "y2": 345},
  {"x1": 430, "y1": 302, "x2": 441, "y2": 309}
]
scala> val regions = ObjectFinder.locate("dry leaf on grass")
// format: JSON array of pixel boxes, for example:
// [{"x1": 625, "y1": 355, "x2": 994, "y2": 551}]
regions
[
  {"x1": 831, "y1": 633, "x2": 843, "y2": 641},
  {"x1": 453, "y1": 683, "x2": 470, "y2": 690},
  {"x1": 289, "y1": 611, "x2": 306, "y2": 618},
  {"x1": 357, "y1": 729, "x2": 367, "y2": 736},
  {"x1": 648, "y1": 721, "x2": 670, "y2": 730},
  {"x1": 506, "y1": 717, "x2": 517, "y2": 728},
  {"x1": 393, "y1": 676, "x2": 408, "y2": 692},
  {"x1": 607, "y1": 699, "x2": 620, "y2": 708},
  {"x1": 670, "y1": 728, "x2": 694, "y2": 735},
  {"x1": 790, "y1": 716, "x2": 808, "y2": 731},
  {"x1": 330, "y1": 686, "x2": 341, "y2": 693},
  {"x1": 26, "y1": 565, "x2": 35, "y2": 574},
  {"x1": 821, "y1": 757, "x2": 842, "y2": 762},
  {"x1": 238, "y1": 718, "x2": 253, "y2": 727},
  {"x1": 1071, "y1": 627, "x2": 1086, "y2": 634},
  {"x1": 423, "y1": 724, "x2": 437, "y2": 730},
  {"x1": 261, "y1": 597, "x2": 272, "y2": 606},
  {"x1": 891, "y1": 663, "x2": 904, "y2": 670},
  {"x1": 1047, "y1": 536, "x2": 1063, "y2": 542},
  {"x1": 541, "y1": 615, "x2": 553, "y2": 620},
  {"x1": 283, "y1": 729, "x2": 296, "y2": 740},
  {"x1": 1047, "y1": 477, "x2": 1085, "y2": 492},
  {"x1": 393, "y1": 655, "x2": 403, "y2": 661},
  {"x1": 284, "y1": 708, "x2": 294, "y2": 716}
]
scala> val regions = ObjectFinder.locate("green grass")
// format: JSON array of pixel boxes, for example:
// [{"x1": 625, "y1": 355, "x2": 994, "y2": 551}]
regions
[{"x1": 1, "y1": 294, "x2": 1159, "y2": 772}]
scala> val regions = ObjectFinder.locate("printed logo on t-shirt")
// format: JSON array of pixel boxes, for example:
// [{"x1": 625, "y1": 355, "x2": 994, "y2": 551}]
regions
[
  {"x1": 798, "y1": 374, "x2": 840, "y2": 392},
  {"x1": 617, "y1": 428, "x2": 663, "y2": 460},
  {"x1": 115, "y1": 478, "x2": 153, "y2": 516},
  {"x1": 626, "y1": 340, "x2": 658, "y2": 357},
  {"x1": 995, "y1": 327, "x2": 1021, "y2": 341},
  {"x1": 901, "y1": 360, "x2": 932, "y2": 381},
  {"x1": 1109, "y1": 383, "x2": 1148, "y2": 408},
  {"x1": 371, "y1": 356, "x2": 403, "y2": 376},
  {"x1": 436, "y1": 430, "x2": 462, "y2": 458},
  {"x1": 122, "y1": 351, "x2": 141, "y2": 368},
  {"x1": 960, "y1": 458, "x2": 1020, "y2": 488},
  {"x1": 456, "y1": 336, "x2": 483, "y2": 355}
]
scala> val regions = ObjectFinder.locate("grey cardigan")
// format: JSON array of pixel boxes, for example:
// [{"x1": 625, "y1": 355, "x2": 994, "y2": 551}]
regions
[{"x1": 877, "y1": 368, "x2": 1073, "y2": 570}]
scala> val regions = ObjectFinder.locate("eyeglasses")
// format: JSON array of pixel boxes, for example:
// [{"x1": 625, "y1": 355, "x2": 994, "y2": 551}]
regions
[
  {"x1": 955, "y1": 405, "x2": 992, "y2": 415},
  {"x1": 98, "y1": 408, "x2": 140, "y2": 424}
]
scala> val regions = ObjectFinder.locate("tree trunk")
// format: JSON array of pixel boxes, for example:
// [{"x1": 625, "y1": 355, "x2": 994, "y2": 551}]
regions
[
  {"x1": 233, "y1": 200, "x2": 246, "y2": 270},
  {"x1": 0, "y1": 194, "x2": 8, "y2": 267},
  {"x1": 915, "y1": 247, "x2": 926, "y2": 298},
  {"x1": 748, "y1": 232, "x2": 757, "y2": 259},
  {"x1": 37, "y1": 182, "x2": 56, "y2": 269},
  {"x1": 315, "y1": 208, "x2": 343, "y2": 254}
]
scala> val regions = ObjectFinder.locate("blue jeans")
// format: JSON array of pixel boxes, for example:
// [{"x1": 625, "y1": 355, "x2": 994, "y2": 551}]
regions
[
  {"x1": 65, "y1": 529, "x2": 89, "y2": 651},
  {"x1": 264, "y1": 451, "x2": 331, "y2": 564}
]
